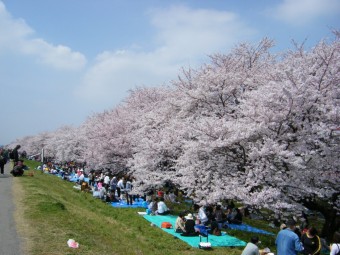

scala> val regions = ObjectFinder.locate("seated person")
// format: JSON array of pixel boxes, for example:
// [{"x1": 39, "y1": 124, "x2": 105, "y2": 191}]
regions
[
  {"x1": 99, "y1": 186, "x2": 107, "y2": 201},
  {"x1": 229, "y1": 208, "x2": 243, "y2": 224},
  {"x1": 214, "y1": 204, "x2": 226, "y2": 223},
  {"x1": 209, "y1": 221, "x2": 221, "y2": 236},
  {"x1": 92, "y1": 186, "x2": 100, "y2": 198},
  {"x1": 198, "y1": 205, "x2": 209, "y2": 226},
  {"x1": 181, "y1": 213, "x2": 199, "y2": 236},
  {"x1": 10, "y1": 160, "x2": 25, "y2": 177},
  {"x1": 156, "y1": 197, "x2": 170, "y2": 215},
  {"x1": 164, "y1": 191, "x2": 177, "y2": 203},
  {"x1": 148, "y1": 197, "x2": 158, "y2": 215},
  {"x1": 175, "y1": 212, "x2": 186, "y2": 233}
]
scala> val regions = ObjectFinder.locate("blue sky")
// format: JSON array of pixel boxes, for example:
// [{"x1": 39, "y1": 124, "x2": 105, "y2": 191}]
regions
[{"x1": 0, "y1": 0, "x2": 339, "y2": 145}]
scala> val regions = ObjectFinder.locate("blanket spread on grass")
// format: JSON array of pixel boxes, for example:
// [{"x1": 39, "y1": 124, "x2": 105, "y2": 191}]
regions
[
  {"x1": 142, "y1": 215, "x2": 246, "y2": 248},
  {"x1": 226, "y1": 223, "x2": 275, "y2": 235},
  {"x1": 110, "y1": 199, "x2": 148, "y2": 208}
]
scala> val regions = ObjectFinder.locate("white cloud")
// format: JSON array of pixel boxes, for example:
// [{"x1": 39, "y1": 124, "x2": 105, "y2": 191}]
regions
[
  {"x1": 0, "y1": 1, "x2": 86, "y2": 70},
  {"x1": 76, "y1": 49, "x2": 181, "y2": 108},
  {"x1": 150, "y1": 5, "x2": 252, "y2": 59},
  {"x1": 77, "y1": 5, "x2": 253, "y2": 107},
  {"x1": 270, "y1": 0, "x2": 340, "y2": 26}
]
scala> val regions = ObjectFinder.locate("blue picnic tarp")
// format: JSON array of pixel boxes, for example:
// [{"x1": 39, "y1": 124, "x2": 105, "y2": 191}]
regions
[
  {"x1": 142, "y1": 215, "x2": 246, "y2": 248},
  {"x1": 226, "y1": 223, "x2": 275, "y2": 235},
  {"x1": 111, "y1": 198, "x2": 148, "y2": 208}
]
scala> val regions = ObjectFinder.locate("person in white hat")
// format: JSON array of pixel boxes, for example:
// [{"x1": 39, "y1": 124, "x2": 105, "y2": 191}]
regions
[{"x1": 181, "y1": 213, "x2": 199, "y2": 236}]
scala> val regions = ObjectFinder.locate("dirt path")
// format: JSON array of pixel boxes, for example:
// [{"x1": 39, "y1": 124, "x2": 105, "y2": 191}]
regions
[{"x1": 0, "y1": 163, "x2": 25, "y2": 255}]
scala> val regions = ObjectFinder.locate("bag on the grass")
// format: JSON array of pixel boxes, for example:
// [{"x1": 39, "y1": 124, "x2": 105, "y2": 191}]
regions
[{"x1": 161, "y1": 222, "x2": 173, "y2": 229}]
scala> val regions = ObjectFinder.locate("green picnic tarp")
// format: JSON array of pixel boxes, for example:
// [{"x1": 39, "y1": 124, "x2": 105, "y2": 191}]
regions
[{"x1": 142, "y1": 214, "x2": 246, "y2": 248}]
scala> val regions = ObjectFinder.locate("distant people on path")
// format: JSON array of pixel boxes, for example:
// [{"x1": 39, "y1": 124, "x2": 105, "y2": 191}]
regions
[
  {"x1": 330, "y1": 231, "x2": 340, "y2": 255},
  {"x1": 9, "y1": 145, "x2": 21, "y2": 170},
  {"x1": 300, "y1": 226, "x2": 321, "y2": 255},
  {"x1": 275, "y1": 218, "x2": 303, "y2": 255},
  {"x1": 0, "y1": 148, "x2": 5, "y2": 174},
  {"x1": 10, "y1": 160, "x2": 25, "y2": 177}
]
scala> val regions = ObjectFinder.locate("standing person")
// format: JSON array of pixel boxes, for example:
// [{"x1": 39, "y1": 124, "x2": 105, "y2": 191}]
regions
[
  {"x1": 0, "y1": 148, "x2": 5, "y2": 174},
  {"x1": 125, "y1": 178, "x2": 133, "y2": 205},
  {"x1": 241, "y1": 236, "x2": 261, "y2": 255},
  {"x1": 110, "y1": 176, "x2": 117, "y2": 200},
  {"x1": 301, "y1": 226, "x2": 321, "y2": 255},
  {"x1": 330, "y1": 231, "x2": 340, "y2": 255},
  {"x1": 10, "y1": 145, "x2": 21, "y2": 170},
  {"x1": 276, "y1": 218, "x2": 304, "y2": 255},
  {"x1": 103, "y1": 173, "x2": 110, "y2": 190},
  {"x1": 88, "y1": 171, "x2": 94, "y2": 187},
  {"x1": 116, "y1": 177, "x2": 124, "y2": 199}
]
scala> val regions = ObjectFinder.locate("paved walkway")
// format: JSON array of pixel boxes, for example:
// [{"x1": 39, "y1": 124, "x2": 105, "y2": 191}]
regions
[{"x1": 0, "y1": 163, "x2": 24, "y2": 255}]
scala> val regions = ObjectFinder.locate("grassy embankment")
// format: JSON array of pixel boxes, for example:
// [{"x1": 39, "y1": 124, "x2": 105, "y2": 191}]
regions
[{"x1": 14, "y1": 160, "x2": 279, "y2": 255}]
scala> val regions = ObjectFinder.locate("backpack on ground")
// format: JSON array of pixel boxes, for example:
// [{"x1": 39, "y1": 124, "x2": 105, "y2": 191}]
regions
[{"x1": 161, "y1": 222, "x2": 173, "y2": 229}]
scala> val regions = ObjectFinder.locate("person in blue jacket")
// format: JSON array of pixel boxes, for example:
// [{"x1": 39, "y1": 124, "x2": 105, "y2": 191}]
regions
[{"x1": 276, "y1": 218, "x2": 303, "y2": 255}]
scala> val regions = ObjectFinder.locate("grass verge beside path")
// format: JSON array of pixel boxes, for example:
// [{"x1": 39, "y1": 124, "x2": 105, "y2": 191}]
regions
[{"x1": 14, "y1": 160, "x2": 278, "y2": 255}]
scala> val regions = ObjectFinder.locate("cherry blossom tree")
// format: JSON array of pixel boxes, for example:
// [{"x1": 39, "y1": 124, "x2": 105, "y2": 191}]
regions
[
  {"x1": 10, "y1": 33, "x2": 339, "y2": 239},
  {"x1": 238, "y1": 35, "x2": 340, "y2": 239}
]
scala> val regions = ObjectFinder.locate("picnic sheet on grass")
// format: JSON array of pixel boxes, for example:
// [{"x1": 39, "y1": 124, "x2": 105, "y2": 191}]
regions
[
  {"x1": 226, "y1": 223, "x2": 274, "y2": 235},
  {"x1": 110, "y1": 199, "x2": 148, "y2": 208},
  {"x1": 143, "y1": 215, "x2": 246, "y2": 247}
]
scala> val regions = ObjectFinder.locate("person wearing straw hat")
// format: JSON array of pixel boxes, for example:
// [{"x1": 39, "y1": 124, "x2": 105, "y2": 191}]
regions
[{"x1": 181, "y1": 213, "x2": 199, "y2": 236}]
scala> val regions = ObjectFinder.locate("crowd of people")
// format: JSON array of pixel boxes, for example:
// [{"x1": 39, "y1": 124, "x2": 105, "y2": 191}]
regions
[
  {"x1": 0, "y1": 145, "x2": 28, "y2": 176},
  {"x1": 2, "y1": 145, "x2": 340, "y2": 255}
]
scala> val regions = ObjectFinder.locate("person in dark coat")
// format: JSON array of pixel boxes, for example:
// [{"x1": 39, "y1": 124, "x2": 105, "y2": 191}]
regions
[
  {"x1": 10, "y1": 145, "x2": 21, "y2": 170},
  {"x1": 181, "y1": 213, "x2": 199, "y2": 236},
  {"x1": 0, "y1": 148, "x2": 6, "y2": 174}
]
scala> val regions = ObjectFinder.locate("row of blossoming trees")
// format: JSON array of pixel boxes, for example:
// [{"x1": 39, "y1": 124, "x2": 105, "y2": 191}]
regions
[{"x1": 10, "y1": 33, "x2": 339, "y2": 239}]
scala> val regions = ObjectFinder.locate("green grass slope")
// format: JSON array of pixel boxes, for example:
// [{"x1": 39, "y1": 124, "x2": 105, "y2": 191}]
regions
[{"x1": 15, "y1": 160, "x2": 278, "y2": 255}]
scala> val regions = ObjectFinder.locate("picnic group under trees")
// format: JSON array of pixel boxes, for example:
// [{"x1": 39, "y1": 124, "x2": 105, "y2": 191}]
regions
[
  {"x1": 4, "y1": 31, "x2": 340, "y2": 254},
  {"x1": 2, "y1": 144, "x2": 340, "y2": 255}
]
